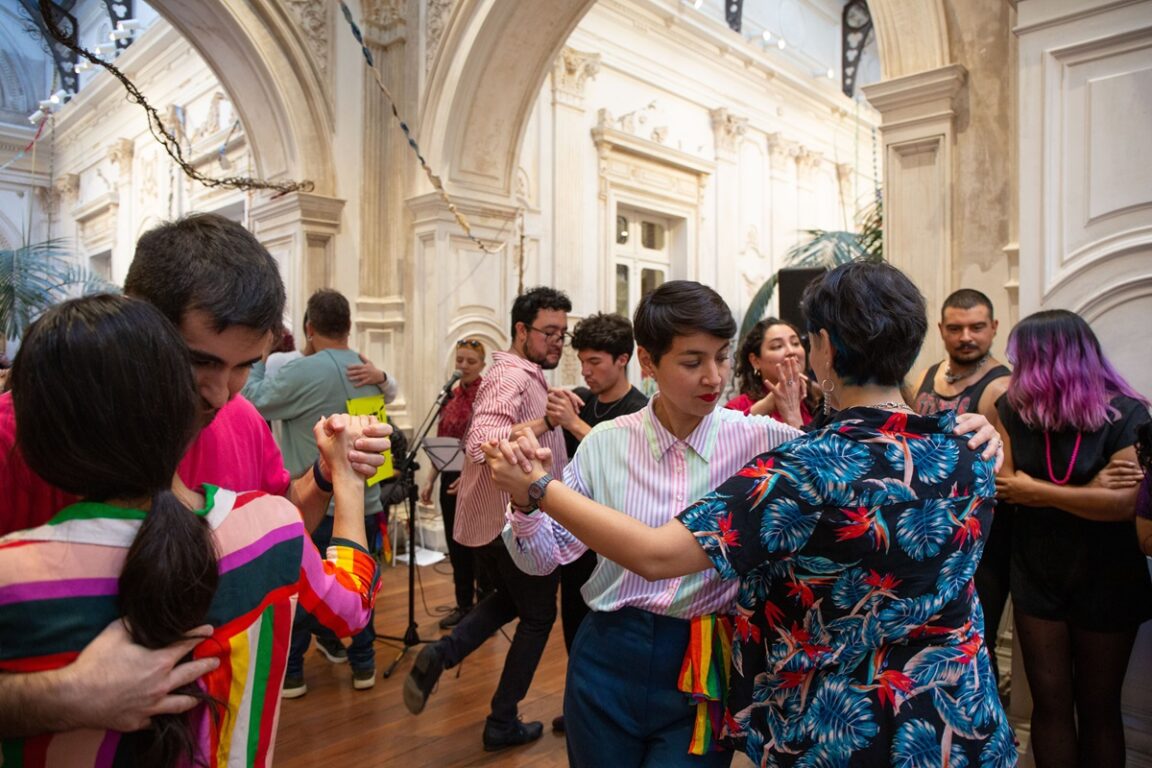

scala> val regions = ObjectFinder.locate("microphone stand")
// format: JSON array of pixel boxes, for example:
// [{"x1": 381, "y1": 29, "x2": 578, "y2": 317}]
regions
[{"x1": 380, "y1": 375, "x2": 458, "y2": 678}]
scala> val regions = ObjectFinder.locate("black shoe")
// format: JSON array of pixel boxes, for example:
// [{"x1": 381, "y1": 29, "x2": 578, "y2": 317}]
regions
[
  {"x1": 403, "y1": 644, "x2": 444, "y2": 715},
  {"x1": 551, "y1": 715, "x2": 565, "y2": 733},
  {"x1": 438, "y1": 606, "x2": 471, "y2": 629},
  {"x1": 482, "y1": 718, "x2": 544, "y2": 752}
]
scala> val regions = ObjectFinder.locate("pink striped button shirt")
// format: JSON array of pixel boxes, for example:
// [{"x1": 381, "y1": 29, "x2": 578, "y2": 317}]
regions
[
  {"x1": 504, "y1": 399, "x2": 799, "y2": 618},
  {"x1": 455, "y1": 350, "x2": 569, "y2": 547}
]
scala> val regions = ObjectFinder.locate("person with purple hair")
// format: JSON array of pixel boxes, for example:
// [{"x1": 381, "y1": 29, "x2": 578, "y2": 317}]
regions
[
  {"x1": 1136, "y1": 423, "x2": 1152, "y2": 556},
  {"x1": 993, "y1": 309, "x2": 1151, "y2": 768}
]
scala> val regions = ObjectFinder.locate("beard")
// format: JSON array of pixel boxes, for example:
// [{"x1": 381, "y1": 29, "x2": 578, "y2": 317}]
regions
[{"x1": 949, "y1": 343, "x2": 986, "y2": 364}]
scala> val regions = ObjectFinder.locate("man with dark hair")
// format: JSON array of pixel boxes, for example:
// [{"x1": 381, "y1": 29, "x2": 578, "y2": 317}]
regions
[
  {"x1": 544, "y1": 313, "x2": 647, "y2": 728},
  {"x1": 243, "y1": 288, "x2": 393, "y2": 695},
  {"x1": 0, "y1": 213, "x2": 392, "y2": 736},
  {"x1": 906, "y1": 287, "x2": 1012, "y2": 681},
  {"x1": 404, "y1": 286, "x2": 572, "y2": 751},
  {"x1": 907, "y1": 288, "x2": 1010, "y2": 418}
]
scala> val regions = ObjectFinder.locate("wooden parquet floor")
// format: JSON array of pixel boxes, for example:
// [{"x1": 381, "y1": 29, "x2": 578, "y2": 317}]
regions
[{"x1": 273, "y1": 557, "x2": 571, "y2": 767}]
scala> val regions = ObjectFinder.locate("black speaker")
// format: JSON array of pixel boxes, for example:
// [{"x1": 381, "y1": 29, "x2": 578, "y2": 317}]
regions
[{"x1": 777, "y1": 267, "x2": 826, "y2": 329}]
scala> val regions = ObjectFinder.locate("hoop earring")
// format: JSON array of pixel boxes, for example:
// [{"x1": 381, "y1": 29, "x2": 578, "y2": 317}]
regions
[{"x1": 820, "y1": 379, "x2": 835, "y2": 416}]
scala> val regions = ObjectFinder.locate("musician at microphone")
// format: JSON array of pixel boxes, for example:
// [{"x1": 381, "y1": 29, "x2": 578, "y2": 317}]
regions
[{"x1": 418, "y1": 338, "x2": 488, "y2": 629}]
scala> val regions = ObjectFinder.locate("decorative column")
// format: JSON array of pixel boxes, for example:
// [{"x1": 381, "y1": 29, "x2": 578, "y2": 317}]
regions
[
  {"x1": 249, "y1": 191, "x2": 346, "y2": 322},
  {"x1": 795, "y1": 147, "x2": 824, "y2": 231},
  {"x1": 709, "y1": 108, "x2": 746, "y2": 300},
  {"x1": 766, "y1": 132, "x2": 798, "y2": 269},
  {"x1": 862, "y1": 63, "x2": 966, "y2": 367},
  {"x1": 107, "y1": 138, "x2": 134, "y2": 280},
  {"x1": 551, "y1": 46, "x2": 600, "y2": 306}
]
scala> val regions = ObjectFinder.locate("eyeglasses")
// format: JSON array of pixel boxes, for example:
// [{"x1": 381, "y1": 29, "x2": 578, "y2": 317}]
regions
[
  {"x1": 456, "y1": 338, "x2": 483, "y2": 349},
  {"x1": 528, "y1": 325, "x2": 569, "y2": 344}
]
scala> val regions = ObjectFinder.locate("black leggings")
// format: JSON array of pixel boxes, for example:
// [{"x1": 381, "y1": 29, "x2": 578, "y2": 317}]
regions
[{"x1": 1014, "y1": 611, "x2": 1137, "y2": 768}]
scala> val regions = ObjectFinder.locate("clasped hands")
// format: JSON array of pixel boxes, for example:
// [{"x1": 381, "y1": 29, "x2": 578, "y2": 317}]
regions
[
  {"x1": 482, "y1": 429, "x2": 552, "y2": 507},
  {"x1": 314, "y1": 414, "x2": 392, "y2": 482}
]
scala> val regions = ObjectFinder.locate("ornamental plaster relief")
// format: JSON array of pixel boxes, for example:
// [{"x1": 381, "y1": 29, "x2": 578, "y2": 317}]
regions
[
  {"x1": 426, "y1": 0, "x2": 456, "y2": 72},
  {"x1": 282, "y1": 0, "x2": 330, "y2": 76},
  {"x1": 709, "y1": 108, "x2": 748, "y2": 156},
  {"x1": 552, "y1": 47, "x2": 601, "y2": 105}
]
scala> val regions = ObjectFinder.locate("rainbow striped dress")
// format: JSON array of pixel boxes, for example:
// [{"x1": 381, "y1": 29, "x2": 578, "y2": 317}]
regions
[{"x1": 0, "y1": 485, "x2": 379, "y2": 767}]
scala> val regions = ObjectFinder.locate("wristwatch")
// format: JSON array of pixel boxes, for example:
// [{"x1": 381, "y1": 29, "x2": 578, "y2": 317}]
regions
[{"x1": 512, "y1": 473, "x2": 554, "y2": 513}]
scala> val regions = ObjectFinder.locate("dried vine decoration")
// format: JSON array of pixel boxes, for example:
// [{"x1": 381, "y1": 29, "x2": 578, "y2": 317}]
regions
[
  {"x1": 37, "y1": 0, "x2": 314, "y2": 196},
  {"x1": 338, "y1": 1, "x2": 505, "y2": 256}
]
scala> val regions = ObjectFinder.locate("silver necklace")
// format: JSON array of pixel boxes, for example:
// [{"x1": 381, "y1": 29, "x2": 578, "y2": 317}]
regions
[
  {"x1": 591, "y1": 395, "x2": 624, "y2": 420},
  {"x1": 857, "y1": 401, "x2": 913, "y2": 411},
  {"x1": 943, "y1": 354, "x2": 989, "y2": 385}
]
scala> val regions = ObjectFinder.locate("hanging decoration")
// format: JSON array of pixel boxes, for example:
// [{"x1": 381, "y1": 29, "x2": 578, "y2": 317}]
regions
[
  {"x1": 0, "y1": 118, "x2": 47, "y2": 174},
  {"x1": 35, "y1": 0, "x2": 314, "y2": 196},
  {"x1": 337, "y1": 2, "x2": 505, "y2": 257}
]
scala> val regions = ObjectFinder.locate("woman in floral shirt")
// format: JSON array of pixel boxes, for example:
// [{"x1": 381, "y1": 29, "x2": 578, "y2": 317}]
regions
[{"x1": 486, "y1": 262, "x2": 1015, "y2": 767}]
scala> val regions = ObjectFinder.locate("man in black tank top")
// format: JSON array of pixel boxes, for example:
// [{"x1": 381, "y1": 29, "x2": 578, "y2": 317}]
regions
[
  {"x1": 905, "y1": 289, "x2": 1012, "y2": 687},
  {"x1": 906, "y1": 289, "x2": 1010, "y2": 418}
]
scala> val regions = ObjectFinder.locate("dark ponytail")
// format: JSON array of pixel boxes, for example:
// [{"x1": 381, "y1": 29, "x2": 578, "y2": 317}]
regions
[{"x1": 11, "y1": 295, "x2": 220, "y2": 766}]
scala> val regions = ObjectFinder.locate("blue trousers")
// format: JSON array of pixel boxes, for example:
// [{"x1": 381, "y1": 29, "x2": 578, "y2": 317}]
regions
[
  {"x1": 286, "y1": 514, "x2": 377, "y2": 674},
  {"x1": 564, "y1": 607, "x2": 733, "y2": 768}
]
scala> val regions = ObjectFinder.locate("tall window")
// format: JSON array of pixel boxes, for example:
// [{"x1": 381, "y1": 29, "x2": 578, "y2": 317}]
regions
[{"x1": 614, "y1": 207, "x2": 669, "y2": 320}]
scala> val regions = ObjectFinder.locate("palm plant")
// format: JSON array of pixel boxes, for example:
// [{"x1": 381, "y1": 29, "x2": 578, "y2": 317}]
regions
[
  {"x1": 0, "y1": 240, "x2": 118, "y2": 344},
  {"x1": 738, "y1": 197, "x2": 883, "y2": 343}
]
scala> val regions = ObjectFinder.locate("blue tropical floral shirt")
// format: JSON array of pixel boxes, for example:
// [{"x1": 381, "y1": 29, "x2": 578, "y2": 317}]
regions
[{"x1": 678, "y1": 407, "x2": 1016, "y2": 767}]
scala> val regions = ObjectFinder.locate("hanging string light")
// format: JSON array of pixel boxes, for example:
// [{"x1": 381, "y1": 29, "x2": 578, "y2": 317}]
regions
[{"x1": 36, "y1": 0, "x2": 314, "y2": 196}]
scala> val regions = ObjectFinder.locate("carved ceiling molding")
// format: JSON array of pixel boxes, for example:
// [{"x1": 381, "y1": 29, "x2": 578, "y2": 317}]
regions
[{"x1": 283, "y1": 0, "x2": 330, "y2": 76}]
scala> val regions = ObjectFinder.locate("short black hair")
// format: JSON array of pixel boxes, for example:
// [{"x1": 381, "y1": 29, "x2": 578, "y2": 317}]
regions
[
  {"x1": 510, "y1": 286, "x2": 572, "y2": 336},
  {"x1": 125, "y1": 212, "x2": 285, "y2": 334},
  {"x1": 306, "y1": 289, "x2": 352, "y2": 338},
  {"x1": 801, "y1": 261, "x2": 926, "y2": 386},
  {"x1": 941, "y1": 288, "x2": 994, "y2": 321},
  {"x1": 571, "y1": 313, "x2": 634, "y2": 360},
  {"x1": 633, "y1": 281, "x2": 736, "y2": 364}
]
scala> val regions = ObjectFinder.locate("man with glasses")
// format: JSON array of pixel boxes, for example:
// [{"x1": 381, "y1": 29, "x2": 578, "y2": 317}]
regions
[{"x1": 404, "y1": 286, "x2": 573, "y2": 752}]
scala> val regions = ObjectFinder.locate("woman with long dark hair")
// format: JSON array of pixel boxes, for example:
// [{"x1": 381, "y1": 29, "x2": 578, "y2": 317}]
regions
[
  {"x1": 726, "y1": 318, "x2": 818, "y2": 426},
  {"x1": 994, "y1": 309, "x2": 1151, "y2": 768},
  {"x1": 0, "y1": 295, "x2": 379, "y2": 767}
]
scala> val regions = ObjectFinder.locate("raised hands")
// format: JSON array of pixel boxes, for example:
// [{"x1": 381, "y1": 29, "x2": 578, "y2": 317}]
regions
[{"x1": 482, "y1": 429, "x2": 552, "y2": 507}]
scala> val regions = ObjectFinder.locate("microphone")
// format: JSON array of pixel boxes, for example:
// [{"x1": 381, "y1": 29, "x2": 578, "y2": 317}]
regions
[{"x1": 439, "y1": 370, "x2": 462, "y2": 397}]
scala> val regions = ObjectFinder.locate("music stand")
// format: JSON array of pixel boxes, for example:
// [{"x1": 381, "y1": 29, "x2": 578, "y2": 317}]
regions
[
  {"x1": 379, "y1": 381, "x2": 456, "y2": 678},
  {"x1": 422, "y1": 437, "x2": 464, "y2": 473}
]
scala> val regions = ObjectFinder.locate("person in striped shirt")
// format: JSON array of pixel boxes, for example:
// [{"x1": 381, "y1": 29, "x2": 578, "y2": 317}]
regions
[
  {"x1": 0, "y1": 295, "x2": 380, "y2": 767},
  {"x1": 491, "y1": 280, "x2": 1004, "y2": 768},
  {"x1": 404, "y1": 286, "x2": 573, "y2": 752}
]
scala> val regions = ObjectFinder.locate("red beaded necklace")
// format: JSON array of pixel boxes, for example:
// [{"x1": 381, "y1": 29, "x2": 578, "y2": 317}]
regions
[{"x1": 1044, "y1": 430, "x2": 1082, "y2": 485}]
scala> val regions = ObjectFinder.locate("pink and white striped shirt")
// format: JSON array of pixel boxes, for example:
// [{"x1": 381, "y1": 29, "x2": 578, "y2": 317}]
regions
[
  {"x1": 455, "y1": 350, "x2": 569, "y2": 547},
  {"x1": 503, "y1": 397, "x2": 799, "y2": 618}
]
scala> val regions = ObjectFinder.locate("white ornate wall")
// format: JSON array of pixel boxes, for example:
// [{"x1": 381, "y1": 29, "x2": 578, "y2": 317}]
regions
[{"x1": 1018, "y1": 3, "x2": 1152, "y2": 763}]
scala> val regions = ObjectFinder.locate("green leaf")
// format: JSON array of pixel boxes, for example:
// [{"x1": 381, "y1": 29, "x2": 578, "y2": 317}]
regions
[{"x1": 0, "y1": 240, "x2": 120, "y2": 340}]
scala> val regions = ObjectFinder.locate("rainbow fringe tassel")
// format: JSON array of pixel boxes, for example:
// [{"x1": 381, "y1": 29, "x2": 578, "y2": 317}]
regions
[{"x1": 677, "y1": 613, "x2": 734, "y2": 754}]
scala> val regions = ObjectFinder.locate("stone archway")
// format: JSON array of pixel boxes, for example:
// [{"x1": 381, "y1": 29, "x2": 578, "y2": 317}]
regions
[
  {"x1": 420, "y1": 0, "x2": 951, "y2": 201},
  {"x1": 148, "y1": 0, "x2": 334, "y2": 193}
]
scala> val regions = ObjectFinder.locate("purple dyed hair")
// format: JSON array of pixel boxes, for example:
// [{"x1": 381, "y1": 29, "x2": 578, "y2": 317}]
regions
[{"x1": 1005, "y1": 309, "x2": 1148, "y2": 431}]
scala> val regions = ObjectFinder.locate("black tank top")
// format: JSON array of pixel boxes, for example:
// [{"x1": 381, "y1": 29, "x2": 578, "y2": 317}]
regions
[{"x1": 912, "y1": 362, "x2": 1010, "y2": 416}]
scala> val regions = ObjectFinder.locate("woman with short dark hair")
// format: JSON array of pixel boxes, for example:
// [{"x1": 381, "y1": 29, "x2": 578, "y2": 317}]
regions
[
  {"x1": 995, "y1": 309, "x2": 1151, "y2": 768},
  {"x1": 486, "y1": 262, "x2": 1015, "y2": 766}
]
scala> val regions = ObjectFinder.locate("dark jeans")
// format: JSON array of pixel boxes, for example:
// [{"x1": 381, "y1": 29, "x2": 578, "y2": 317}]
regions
[
  {"x1": 286, "y1": 513, "x2": 377, "y2": 674},
  {"x1": 435, "y1": 537, "x2": 559, "y2": 725},
  {"x1": 559, "y1": 549, "x2": 597, "y2": 652},
  {"x1": 565, "y1": 608, "x2": 733, "y2": 768}
]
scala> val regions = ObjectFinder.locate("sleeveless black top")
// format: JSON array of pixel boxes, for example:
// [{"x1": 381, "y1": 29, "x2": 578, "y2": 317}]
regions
[{"x1": 912, "y1": 362, "x2": 1010, "y2": 415}]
